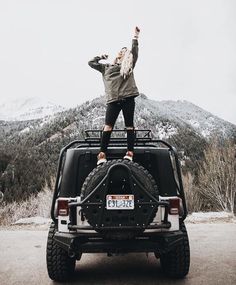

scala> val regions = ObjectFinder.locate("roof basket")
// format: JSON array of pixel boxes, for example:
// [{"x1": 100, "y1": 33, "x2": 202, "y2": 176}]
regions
[{"x1": 84, "y1": 129, "x2": 153, "y2": 142}]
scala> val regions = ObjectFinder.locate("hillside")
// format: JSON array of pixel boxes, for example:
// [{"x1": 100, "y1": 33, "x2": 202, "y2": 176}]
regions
[{"x1": 0, "y1": 94, "x2": 235, "y2": 203}]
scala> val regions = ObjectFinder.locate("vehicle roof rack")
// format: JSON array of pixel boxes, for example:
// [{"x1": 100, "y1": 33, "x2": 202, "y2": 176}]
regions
[
  {"x1": 83, "y1": 129, "x2": 174, "y2": 149},
  {"x1": 84, "y1": 129, "x2": 152, "y2": 142},
  {"x1": 58, "y1": 129, "x2": 174, "y2": 150}
]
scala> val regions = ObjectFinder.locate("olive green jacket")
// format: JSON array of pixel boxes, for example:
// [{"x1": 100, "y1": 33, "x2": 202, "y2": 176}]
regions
[{"x1": 88, "y1": 39, "x2": 139, "y2": 104}]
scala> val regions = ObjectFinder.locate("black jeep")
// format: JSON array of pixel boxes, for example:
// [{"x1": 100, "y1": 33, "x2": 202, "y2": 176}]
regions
[{"x1": 46, "y1": 129, "x2": 190, "y2": 282}]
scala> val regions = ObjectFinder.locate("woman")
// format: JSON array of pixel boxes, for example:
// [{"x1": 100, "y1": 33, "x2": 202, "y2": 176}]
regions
[{"x1": 88, "y1": 26, "x2": 140, "y2": 165}]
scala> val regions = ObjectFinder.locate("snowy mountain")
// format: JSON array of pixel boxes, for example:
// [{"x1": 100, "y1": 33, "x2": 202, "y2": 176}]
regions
[
  {"x1": 1, "y1": 94, "x2": 235, "y2": 204},
  {"x1": 0, "y1": 94, "x2": 235, "y2": 141},
  {"x1": 0, "y1": 97, "x2": 65, "y2": 121},
  {"x1": 137, "y1": 95, "x2": 236, "y2": 139},
  {"x1": 71, "y1": 94, "x2": 235, "y2": 140}
]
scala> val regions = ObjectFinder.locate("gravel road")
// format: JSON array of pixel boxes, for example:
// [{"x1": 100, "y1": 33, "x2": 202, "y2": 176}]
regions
[{"x1": 0, "y1": 222, "x2": 236, "y2": 285}]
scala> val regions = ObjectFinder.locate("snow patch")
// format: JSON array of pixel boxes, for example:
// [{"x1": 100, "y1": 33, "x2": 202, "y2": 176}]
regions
[
  {"x1": 186, "y1": 211, "x2": 235, "y2": 223},
  {"x1": 188, "y1": 119, "x2": 200, "y2": 128},
  {"x1": 20, "y1": 127, "x2": 30, "y2": 134},
  {"x1": 13, "y1": 216, "x2": 51, "y2": 225},
  {"x1": 155, "y1": 122, "x2": 177, "y2": 139}
]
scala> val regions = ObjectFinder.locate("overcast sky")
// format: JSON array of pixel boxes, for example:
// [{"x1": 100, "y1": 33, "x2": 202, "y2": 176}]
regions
[{"x1": 0, "y1": 0, "x2": 235, "y2": 124}]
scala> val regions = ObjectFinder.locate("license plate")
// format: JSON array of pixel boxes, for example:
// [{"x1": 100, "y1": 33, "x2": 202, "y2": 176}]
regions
[{"x1": 106, "y1": 195, "x2": 134, "y2": 210}]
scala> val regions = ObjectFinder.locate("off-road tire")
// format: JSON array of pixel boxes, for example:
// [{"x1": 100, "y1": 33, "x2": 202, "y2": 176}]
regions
[
  {"x1": 81, "y1": 159, "x2": 159, "y2": 239},
  {"x1": 81, "y1": 159, "x2": 158, "y2": 199},
  {"x1": 46, "y1": 222, "x2": 76, "y2": 282},
  {"x1": 160, "y1": 222, "x2": 190, "y2": 278}
]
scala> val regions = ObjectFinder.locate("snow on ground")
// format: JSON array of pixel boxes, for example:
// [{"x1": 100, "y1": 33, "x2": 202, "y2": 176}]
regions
[
  {"x1": 10, "y1": 212, "x2": 236, "y2": 228},
  {"x1": 13, "y1": 216, "x2": 51, "y2": 225},
  {"x1": 155, "y1": 122, "x2": 178, "y2": 139},
  {"x1": 19, "y1": 127, "x2": 30, "y2": 134},
  {"x1": 185, "y1": 211, "x2": 236, "y2": 223}
]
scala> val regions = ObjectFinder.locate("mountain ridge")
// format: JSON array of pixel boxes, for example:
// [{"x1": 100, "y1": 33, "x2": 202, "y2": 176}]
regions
[
  {"x1": 0, "y1": 94, "x2": 235, "y2": 203},
  {"x1": 0, "y1": 97, "x2": 65, "y2": 121},
  {"x1": 0, "y1": 94, "x2": 235, "y2": 141}
]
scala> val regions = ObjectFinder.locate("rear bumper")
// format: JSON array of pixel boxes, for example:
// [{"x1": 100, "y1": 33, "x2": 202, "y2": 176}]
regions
[{"x1": 54, "y1": 230, "x2": 184, "y2": 256}]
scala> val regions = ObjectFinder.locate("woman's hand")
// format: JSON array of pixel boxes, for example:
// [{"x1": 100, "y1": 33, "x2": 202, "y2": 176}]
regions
[
  {"x1": 134, "y1": 26, "x2": 140, "y2": 39},
  {"x1": 100, "y1": 54, "x2": 108, "y2": 60},
  {"x1": 135, "y1": 26, "x2": 140, "y2": 33}
]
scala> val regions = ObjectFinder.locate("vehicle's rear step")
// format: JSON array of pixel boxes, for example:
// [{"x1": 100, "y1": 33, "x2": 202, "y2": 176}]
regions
[
  {"x1": 54, "y1": 231, "x2": 184, "y2": 254},
  {"x1": 67, "y1": 222, "x2": 171, "y2": 231}
]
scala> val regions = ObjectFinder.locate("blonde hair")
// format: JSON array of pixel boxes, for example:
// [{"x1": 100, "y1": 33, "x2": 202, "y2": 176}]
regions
[{"x1": 120, "y1": 49, "x2": 133, "y2": 79}]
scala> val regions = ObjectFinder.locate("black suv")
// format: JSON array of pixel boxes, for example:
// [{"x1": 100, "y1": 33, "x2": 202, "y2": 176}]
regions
[{"x1": 46, "y1": 130, "x2": 190, "y2": 282}]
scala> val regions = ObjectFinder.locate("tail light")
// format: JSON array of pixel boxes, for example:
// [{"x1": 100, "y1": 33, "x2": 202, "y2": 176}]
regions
[
  {"x1": 169, "y1": 198, "x2": 180, "y2": 215},
  {"x1": 57, "y1": 199, "x2": 69, "y2": 216}
]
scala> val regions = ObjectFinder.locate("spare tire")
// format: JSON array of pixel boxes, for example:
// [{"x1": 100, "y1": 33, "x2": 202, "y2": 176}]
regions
[{"x1": 81, "y1": 159, "x2": 159, "y2": 240}]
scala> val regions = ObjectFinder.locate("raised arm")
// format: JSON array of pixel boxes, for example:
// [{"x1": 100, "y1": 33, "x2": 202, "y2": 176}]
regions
[
  {"x1": 131, "y1": 26, "x2": 140, "y2": 68},
  {"x1": 88, "y1": 54, "x2": 108, "y2": 73}
]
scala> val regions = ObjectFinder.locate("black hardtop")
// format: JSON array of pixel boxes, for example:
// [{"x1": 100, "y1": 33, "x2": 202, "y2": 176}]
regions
[{"x1": 59, "y1": 145, "x2": 179, "y2": 198}]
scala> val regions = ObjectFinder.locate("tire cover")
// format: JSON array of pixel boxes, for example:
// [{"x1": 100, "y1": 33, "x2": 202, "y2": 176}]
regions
[{"x1": 81, "y1": 159, "x2": 159, "y2": 239}]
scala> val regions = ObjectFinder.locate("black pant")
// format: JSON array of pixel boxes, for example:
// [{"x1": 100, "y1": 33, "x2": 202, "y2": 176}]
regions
[
  {"x1": 105, "y1": 96, "x2": 135, "y2": 127},
  {"x1": 100, "y1": 96, "x2": 135, "y2": 153}
]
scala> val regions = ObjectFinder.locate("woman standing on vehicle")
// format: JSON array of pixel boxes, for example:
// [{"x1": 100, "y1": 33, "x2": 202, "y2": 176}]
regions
[{"x1": 88, "y1": 26, "x2": 140, "y2": 165}]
